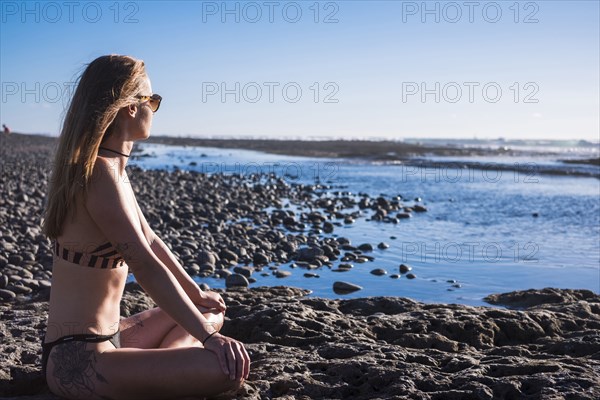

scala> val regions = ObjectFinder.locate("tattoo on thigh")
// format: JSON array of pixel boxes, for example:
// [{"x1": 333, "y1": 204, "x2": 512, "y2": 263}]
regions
[
  {"x1": 133, "y1": 314, "x2": 145, "y2": 328},
  {"x1": 51, "y1": 341, "x2": 109, "y2": 398}
]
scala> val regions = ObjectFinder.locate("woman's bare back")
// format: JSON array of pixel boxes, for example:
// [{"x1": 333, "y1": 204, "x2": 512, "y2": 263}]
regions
[{"x1": 45, "y1": 158, "x2": 141, "y2": 342}]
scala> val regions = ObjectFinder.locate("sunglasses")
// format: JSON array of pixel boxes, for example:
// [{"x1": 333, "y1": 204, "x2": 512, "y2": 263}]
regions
[{"x1": 136, "y1": 94, "x2": 162, "y2": 112}]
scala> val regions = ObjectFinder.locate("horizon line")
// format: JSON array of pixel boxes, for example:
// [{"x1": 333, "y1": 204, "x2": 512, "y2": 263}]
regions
[{"x1": 12, "y1": 131, "x2": 600, "y2": 145}]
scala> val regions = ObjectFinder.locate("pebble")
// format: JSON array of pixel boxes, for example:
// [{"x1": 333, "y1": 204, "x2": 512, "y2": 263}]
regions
[
  {"x1": 358, "y1": 243, "x2": 373, "y2": 252},
  {"x1": 275, "y1": 270, "x2": 291, "y2": 278},
  {"x1": 225, "y1": 273, "x2": 249, "y2": 288},
  {"x1": 38, "y1": 280, "x2": 52, "y2": 288},
  {"x1": 333, "y1": 281, "x2": 362, "y2": 294},
  {"x1": 377, "y1": 242, "x2": 389, "y2": 250},
  {"x1": 21, "y1": 278, "x2": 39, "y2": 288},
  {"x1": 304, "y1": 273, "x2": 319, "y2": 278},
  {"x1": 331, "y1": 268, "x2": 350, "y2": 273},
  {"x1": 234, "y1": 266, "x2": 254, "y2": 278},
  {"x1": 8, "y1": 255, "x2": 23, "y2": 265},
  {"x1": 188, "y1": 264, "x2": 202, "y2": 274},
  {"x1": 22, "y1": 252, "x2": 36, "y2": 262},
  {"x1": 370, "y1": 268, "x2": 387, "y2": 276},
  {"x1": 296, "y1": 247, "x2": 325, "y2": 262},
  {"x1": 406, "y1": 273, "x2": 417, "y2": 279},
  {"x1": 7, "y1": 284, "x2": 32, "y2": 294},
  {"x1": 253, "y1": 253, "x2": 270, "y2": 265},
  {"x1": 390, "y1": 274, "x2": 400, "y2": 279},
  {"x1": 399, "y1": 264, "x2": 412, "y2": 274},
  {"x1": 0, "y1": 289, "x2": 17, "y2": 300},
  {"x1": 18, "y1": 269, "x2": 33, "y2": 279},
  {"x1": 215, "y1": 269, "x2": 232, "y2": 278},
  {"x1": 197, "y1": 250, "x2": 217, "y2": 266},
  {"x1": 220, "y1": 249, "x2": 238, "y2": 263}
]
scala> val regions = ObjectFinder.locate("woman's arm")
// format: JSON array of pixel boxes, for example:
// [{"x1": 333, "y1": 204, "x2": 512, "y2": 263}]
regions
[
  {"x1": 133, "y1": 196, "x2": 226, "y2": 311},
  {"x1": 151, "y1": 235, "x2": 226, "y2": 310},
  {"x1": 86, "y1": 159, "x2": 216, "y2": 342}
]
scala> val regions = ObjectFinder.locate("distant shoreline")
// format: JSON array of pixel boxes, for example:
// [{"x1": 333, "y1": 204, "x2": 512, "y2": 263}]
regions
[
  {"x1": 143, "y1": 135, "x2": 531, "y2": 160},
  {"x1": 142, "y1": 135, "x2": 599, "y2": 179},
  {"x1": 5, "y1": 133, "x2": 599, "y2": 178}
]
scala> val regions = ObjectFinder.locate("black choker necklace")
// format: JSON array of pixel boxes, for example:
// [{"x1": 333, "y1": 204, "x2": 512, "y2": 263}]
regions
[{"x1": 99, "y1": 146, "x2": 130, "y2": 158}]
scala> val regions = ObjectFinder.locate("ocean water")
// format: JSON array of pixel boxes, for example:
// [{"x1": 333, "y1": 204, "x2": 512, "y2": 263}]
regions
[{"x1": 130, "y1": 142, "x2": 600, "y2": 306}]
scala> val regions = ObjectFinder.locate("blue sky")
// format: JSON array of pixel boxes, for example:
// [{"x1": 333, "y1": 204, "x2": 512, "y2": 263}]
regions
[{"x1": 1, "y1": 0, "x2": 599, "y2": 140}]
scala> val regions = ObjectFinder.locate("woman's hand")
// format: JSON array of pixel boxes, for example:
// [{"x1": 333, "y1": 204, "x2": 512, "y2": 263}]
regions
[
  {"x1": 192, "y1": 289, "x2": 227, "y2": 313},
  {"x1": 203, "y1": 333, "x2": 251, "y2": 381}
]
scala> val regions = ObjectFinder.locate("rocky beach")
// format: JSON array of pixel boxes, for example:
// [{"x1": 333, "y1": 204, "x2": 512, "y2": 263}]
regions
[{"x1": 1, "y1": 133, "x2": 599, "y2": 399}]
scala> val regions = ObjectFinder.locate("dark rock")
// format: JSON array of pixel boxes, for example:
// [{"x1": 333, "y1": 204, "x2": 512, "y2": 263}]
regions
[
  {"x1": 197, "y1": 250, "x2": 217, "y2": 266},
  {"x1": 0, "y1": 289, "x2": 16, "y2": 300},
  {"x1": 253, "y1": 253, "x2": 270, "y2": 266},
  {"x1": 274, "y1": 270, "x2": 291, "y2": 278},
  {"x1": 0, "y1": 275, "x2": 8, "y2": 289},
  {"x1": 220, "y1": 249, "x2": 238, "y2": 263},
  {"x1": 8, "y1": 255, "x2": 23, "y2": 265},
  {"x1": 7, "y1": 284, "x2": 31, "y2": 295},
  {"x1": 215, "y1": 269, "x2": 232, "y2": 278},
  {"x1": 333, "y1": 281, "x2": 362, "y2": 294},
  {"x1": 484, "y1": 288, "x2": 597, "y2": 309},
  {"x1": 296, "y1": 246, "x2": 324, "y2": 262},
  {"x1": 233, "y1": 266, "x2": 253, "y2": 278},
  {"x1": 358, "y1": 243, "x2": 373, "y2": 252},
  {"x1": 225, "y1": 273, "x2": 249, "y2": 288},
  {"x1": 370, "y1": 268, "x2": 387, "y2": 276}
]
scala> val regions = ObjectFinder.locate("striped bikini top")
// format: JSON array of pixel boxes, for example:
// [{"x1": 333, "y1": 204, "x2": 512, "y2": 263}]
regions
[{"x1": 53, "y1": 241, "x2": 125, "y2": 269}]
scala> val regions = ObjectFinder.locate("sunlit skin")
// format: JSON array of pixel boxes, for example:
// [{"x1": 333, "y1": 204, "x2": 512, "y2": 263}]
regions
[{"x1": 44, "y1": 76, "x2": 250, "y2": 400}]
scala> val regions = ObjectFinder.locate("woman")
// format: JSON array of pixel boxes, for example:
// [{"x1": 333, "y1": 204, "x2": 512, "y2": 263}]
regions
[{"x1": 41, "y1": 55, "x2": 250, "y2": 399}]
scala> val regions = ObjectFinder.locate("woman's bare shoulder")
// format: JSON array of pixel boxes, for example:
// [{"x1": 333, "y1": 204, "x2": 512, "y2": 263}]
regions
[{"x1": 89, "y1": 157, "x2": 123, "y2": 189}]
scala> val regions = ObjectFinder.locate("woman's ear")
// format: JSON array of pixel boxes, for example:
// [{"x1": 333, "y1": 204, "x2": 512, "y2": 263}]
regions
[{"x1": 127, "y1": 103, "x2": 138, "y2": 118}]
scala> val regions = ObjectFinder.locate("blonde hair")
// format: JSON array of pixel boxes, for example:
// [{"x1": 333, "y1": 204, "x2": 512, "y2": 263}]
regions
[{"x1": 43, "y1": 55, "x2": 147, "y2": 239}]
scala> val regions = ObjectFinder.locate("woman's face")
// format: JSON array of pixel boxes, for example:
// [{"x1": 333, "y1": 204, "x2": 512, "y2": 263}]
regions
[{"x1": 132, "y1": 76, "x2": 154, "y2": 140}]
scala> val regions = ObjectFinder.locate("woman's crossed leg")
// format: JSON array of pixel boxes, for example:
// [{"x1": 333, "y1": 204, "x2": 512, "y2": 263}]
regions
[{"x1": 45, "y1": 305, "x2": 244, "y2": 400}]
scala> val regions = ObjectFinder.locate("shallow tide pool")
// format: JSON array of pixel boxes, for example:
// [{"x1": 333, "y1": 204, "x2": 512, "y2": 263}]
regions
[{"x1": 130, "y1": 143, "x2": 600, "y2": 306}]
